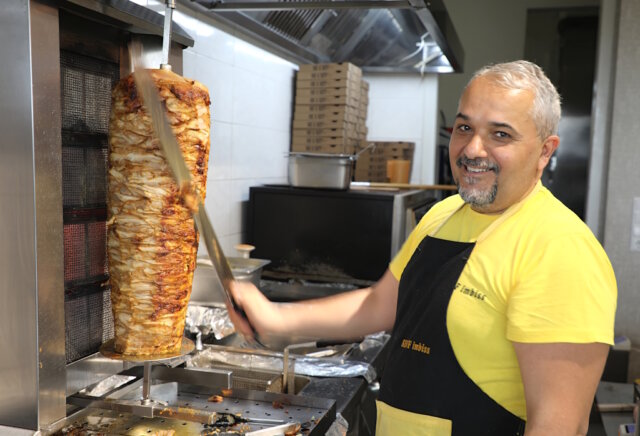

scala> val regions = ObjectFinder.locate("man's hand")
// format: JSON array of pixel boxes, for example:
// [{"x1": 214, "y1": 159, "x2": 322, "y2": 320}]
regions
[
  {"x1": 227, "y1": 280, "x2": 284, "y2": 339},
  {"x1": 513, "y1": 342, "x2": 609, "y2": 436}
]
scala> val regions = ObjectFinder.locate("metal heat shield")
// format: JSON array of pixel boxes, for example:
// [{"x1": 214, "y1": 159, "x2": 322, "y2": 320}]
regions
[{"x1": 0, "y1": 0, "x2": 65, "y2": 430}]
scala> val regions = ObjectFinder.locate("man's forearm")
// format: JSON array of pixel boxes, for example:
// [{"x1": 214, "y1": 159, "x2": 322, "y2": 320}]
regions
[{"x1": 276, "y1": 288, "x2": 388, "y2": 339}]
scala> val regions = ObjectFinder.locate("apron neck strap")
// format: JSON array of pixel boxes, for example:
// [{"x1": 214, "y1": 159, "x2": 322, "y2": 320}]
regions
[{"x1": 430, "y1": 181, "x2": 542, "y2": 242}]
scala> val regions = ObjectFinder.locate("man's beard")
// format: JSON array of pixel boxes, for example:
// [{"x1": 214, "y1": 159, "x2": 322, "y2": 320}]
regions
[{"x1": 455, "y1": 157, "x2": 499, "y2": 208}]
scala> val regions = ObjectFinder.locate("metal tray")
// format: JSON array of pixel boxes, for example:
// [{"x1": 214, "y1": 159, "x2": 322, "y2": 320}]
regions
[
  {"x1": 64, "y1": 365, "x2": 336, "y2": 435},
  {"x1": 287, "y1": 152, "x2": 354, "y2": 190}
]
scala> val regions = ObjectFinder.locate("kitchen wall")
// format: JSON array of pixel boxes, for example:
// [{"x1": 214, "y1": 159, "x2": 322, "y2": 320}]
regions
[
  {"x1": 181, "y1": 31, "x2": 296, "y2": 256},
  {"x1": 604, "y1": 0, "x2": 640, "y2": 380},
  {"x1": 364, "y1": 73, "x2": 439, "y2": 184}
]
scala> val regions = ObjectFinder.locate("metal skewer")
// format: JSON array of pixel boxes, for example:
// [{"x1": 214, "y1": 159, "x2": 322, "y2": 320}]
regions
[
  {"x1": 142, "y1": 362, "x2": 152, "y2": 404},
  {"x1": 161, "y1": 0, "x2": 175, "y2": 70}
]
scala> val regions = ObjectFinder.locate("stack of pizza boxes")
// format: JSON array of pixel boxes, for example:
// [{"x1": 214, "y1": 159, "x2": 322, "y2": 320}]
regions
[
  {"x1": 292, "y1": 63, "x2": 368, "y2": 155},
  {"x1": 354, "y1": 141, "x2": 415, "y2": 182},
  {"x1": 353, "y1": 142, "x2": 387, "y2": 182}
]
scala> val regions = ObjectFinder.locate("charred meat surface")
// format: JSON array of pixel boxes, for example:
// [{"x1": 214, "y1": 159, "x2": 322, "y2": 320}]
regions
[{"x1": 108, "y1": 68, "x2": 210, "y2": 355}]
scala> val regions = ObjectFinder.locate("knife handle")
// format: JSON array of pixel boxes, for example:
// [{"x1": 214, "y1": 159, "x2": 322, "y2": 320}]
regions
[
  {"x1": 236, "y1": 306, "x2": 254, "y2": 332},
  {"x1": 229, "y1": 297, "x2": 261, "y2": 341}
]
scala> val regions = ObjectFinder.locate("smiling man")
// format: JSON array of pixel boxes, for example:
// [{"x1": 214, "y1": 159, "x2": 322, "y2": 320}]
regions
[
  {"x1": 229, "y1": 61, "x2": 618, "y2": 435},
  {"x1": 451, "y1": 69, "x2": 559, "y2": 214}
]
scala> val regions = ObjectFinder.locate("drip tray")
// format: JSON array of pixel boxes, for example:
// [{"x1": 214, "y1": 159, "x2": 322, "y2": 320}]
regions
[
  {"x1": 62, "y1": 367, "x2": 335, "y2": 435},
  {"x1": 57, "y1": 407, "x2": 208, "y2": 435}
]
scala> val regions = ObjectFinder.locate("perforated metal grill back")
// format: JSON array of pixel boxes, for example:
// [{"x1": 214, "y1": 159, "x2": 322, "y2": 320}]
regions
[
  {"x1": 65, "y1": 289, "x2": 113, "y2": 363},
  {"x1": 61, "y1": 51, "x2": 117, "y2": 134},
  {"x1": 62, "y1": 144, "x2": 108, "y2": 208},
  {"x1": 63, "y1": 221, "x2": 107, "y2": 283},
  {"x1": 61, "y1": 49, "x2": 118, "y2": 363}
]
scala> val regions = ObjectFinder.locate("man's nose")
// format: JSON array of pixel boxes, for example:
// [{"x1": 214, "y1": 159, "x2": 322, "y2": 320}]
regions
[{"x1": 463, "y1": 134, "x2": 488, "y2": 158}]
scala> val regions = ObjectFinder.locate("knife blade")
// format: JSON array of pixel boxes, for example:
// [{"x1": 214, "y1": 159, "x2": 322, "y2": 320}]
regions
[{"x1": 129, "y1": 47, "x2": 253, "y2": 333}]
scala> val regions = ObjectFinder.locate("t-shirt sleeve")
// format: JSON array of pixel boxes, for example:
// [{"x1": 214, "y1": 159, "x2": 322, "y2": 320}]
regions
[{"x1": 506, "y1": 231, "x2": 617, "y2": 345}]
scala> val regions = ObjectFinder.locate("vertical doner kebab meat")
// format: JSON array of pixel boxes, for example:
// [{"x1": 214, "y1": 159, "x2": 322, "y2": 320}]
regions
[{"x1": 108, "y1": 69, "x2": 210, "y2": 355}]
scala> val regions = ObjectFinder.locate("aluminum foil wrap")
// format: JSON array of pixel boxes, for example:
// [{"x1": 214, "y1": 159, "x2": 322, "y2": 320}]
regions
[
  {"x1": 185, "y1": 304, "x2": 235, "y2": 340},
  {"x1": 187, "y1": 333, "x2": 389, "y2": 384},
  {"x1": 82, "y1": 375, "x2": 136, "y2": 397},
  {"x1": 294, "y1": 355, "x2": 377, "y2": 383},
  {"x1": 357, "y1": 331, "x2": 388, "y2": 352}
]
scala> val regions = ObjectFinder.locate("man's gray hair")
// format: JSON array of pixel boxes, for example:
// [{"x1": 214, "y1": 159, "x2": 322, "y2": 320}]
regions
[{"x1": 469, "y1": 60, "x2": 561, "y2": 139}]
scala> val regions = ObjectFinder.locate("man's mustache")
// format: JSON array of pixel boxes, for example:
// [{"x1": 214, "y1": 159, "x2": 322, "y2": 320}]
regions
[{"x1": 456, "y1": 156, "x2": 500, "y2": 173}]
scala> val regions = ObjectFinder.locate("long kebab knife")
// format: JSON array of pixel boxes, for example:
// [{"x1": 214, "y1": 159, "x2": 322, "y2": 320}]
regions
[{"x1": 129, "y1": 42, "x2": 259, "y2": 340}]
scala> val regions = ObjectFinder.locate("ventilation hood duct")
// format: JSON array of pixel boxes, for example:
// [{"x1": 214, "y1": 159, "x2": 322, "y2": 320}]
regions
[{"x1": 177, "y1": 0, "x2": 464, "y2": 73}]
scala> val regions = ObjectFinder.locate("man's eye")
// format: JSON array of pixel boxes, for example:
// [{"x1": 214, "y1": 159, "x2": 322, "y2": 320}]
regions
[
  {"x1": 495, "y1": 131, "x2": 511, "y2": 139},
  {"x1": 456, "y1": 124, "x2": 471, "y2": 132}
]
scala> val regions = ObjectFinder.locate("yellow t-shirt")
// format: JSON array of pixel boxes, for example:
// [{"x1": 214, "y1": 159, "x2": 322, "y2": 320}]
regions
[{"x1": 384, "y1": 182, "x2": 617, "y2": 426}]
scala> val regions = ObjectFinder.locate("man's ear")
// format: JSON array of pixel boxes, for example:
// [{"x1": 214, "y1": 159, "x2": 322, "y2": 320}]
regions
[{"x1": 538, "y1": 135, "x2": 560, "y2": 171}]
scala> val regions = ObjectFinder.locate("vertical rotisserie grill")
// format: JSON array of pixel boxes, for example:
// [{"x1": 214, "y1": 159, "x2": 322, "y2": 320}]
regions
[
  {"x1": 61, "y1": 49, "x2": 119, "y2": 363},
  {"x1": 0, "y1": 1, "x2": 197, "y2": 430}
]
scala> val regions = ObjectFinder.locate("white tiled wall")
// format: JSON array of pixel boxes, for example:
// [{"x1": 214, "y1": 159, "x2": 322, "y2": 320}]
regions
[
  {"x1": 364, "y1": 73, "x2": 440, "y2": 184},
  {"x1": 134, "y1": 0, "x2": 297, "y2": 254}
]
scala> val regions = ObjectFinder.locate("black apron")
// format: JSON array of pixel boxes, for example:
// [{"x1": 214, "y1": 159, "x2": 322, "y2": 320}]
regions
[{"x1": 378, "y1": 234, "x2": 526, "y2": 435}]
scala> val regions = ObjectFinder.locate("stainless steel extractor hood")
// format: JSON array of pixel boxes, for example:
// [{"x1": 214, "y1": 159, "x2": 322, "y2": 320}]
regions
[
  {"x1": 63, "y1": 0, "x2": 195, "y2": 47},
  {"x1": 178, "y1": 0, "x2": 464, "y2": 73}
]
